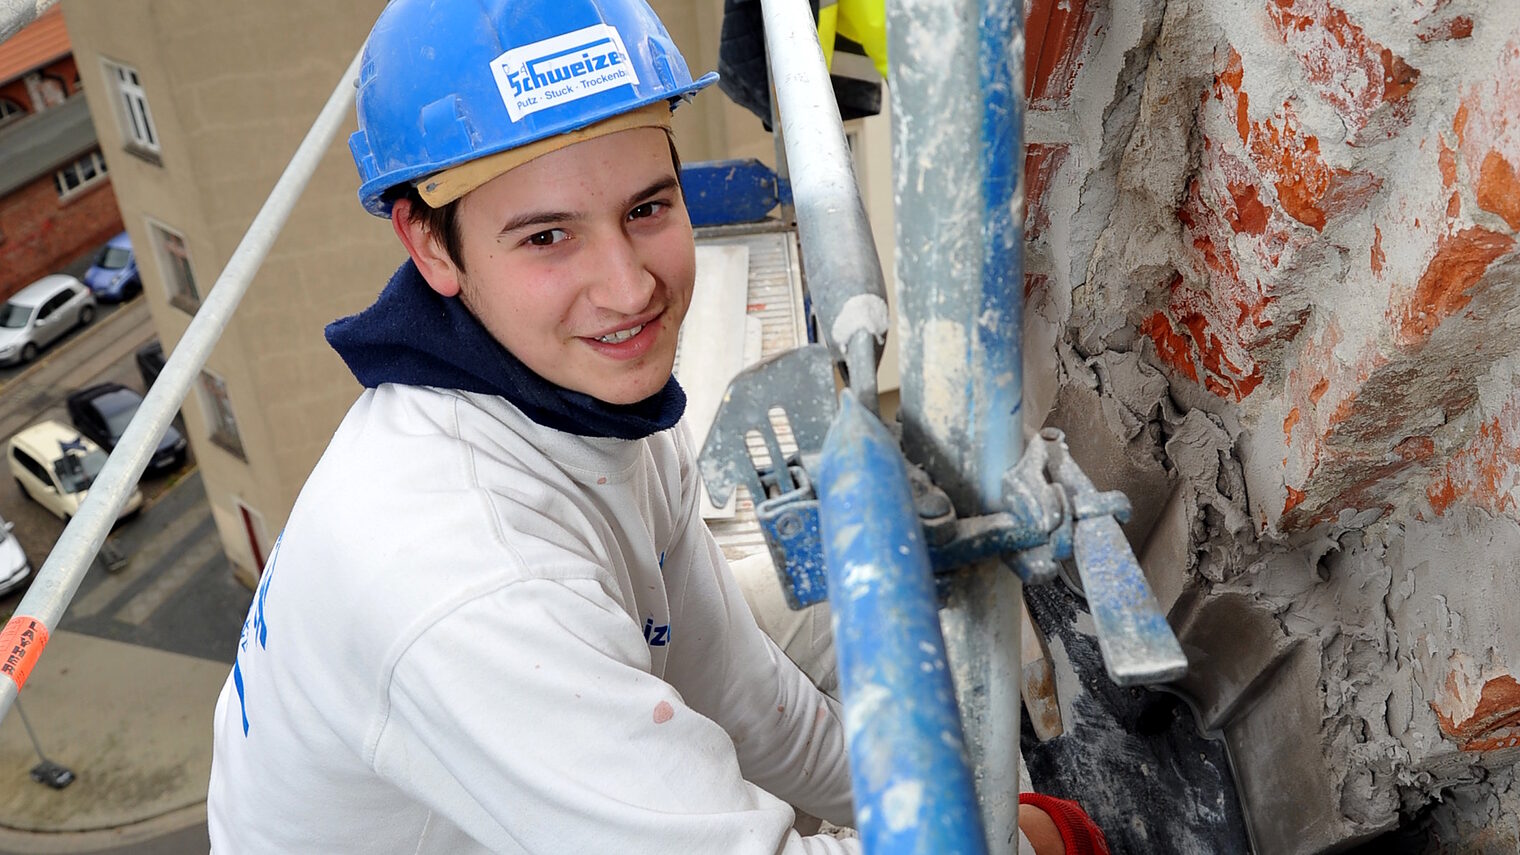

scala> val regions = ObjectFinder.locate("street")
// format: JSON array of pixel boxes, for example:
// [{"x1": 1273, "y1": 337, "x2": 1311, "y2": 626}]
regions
[
  {"x1": 0, "y1": 284, "x2": 251, "y2": 853},
  {"x1": 0, "y1": 296, "x2": 249, "y2": 664}
]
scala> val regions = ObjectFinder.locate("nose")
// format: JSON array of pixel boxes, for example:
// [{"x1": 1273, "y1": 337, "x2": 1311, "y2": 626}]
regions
[{"x1": 589, "y1": 232, "x2": 657, "y2": 315}]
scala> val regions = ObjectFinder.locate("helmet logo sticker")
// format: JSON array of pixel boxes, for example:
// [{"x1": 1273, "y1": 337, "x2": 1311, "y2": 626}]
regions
[{"x1": 491, "y1": 25, "x2": 640, "y2": 122}]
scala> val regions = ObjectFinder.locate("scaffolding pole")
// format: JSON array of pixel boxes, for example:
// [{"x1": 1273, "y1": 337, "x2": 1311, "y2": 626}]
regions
[
  {"x1": 0, "y1": 0, "x2": 59, "y2": 45},
  {"x1": 0, "y1": 45, "x2": 366, "y2": 726},
  {"x1": 819, "y1": 390, "x2": 988, "y2": 855},
  {"x1": 889, "y1": 0, "x2": 1026, "y2": 848}
]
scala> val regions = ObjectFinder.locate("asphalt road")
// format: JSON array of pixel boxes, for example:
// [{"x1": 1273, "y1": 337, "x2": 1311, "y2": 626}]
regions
[{"x1": 0, "y1": 292, "x2": 252, "y2": 663}]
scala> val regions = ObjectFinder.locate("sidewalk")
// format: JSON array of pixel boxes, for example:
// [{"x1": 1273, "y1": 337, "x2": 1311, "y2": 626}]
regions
[{"x1": 0, "y1": 631, "x2": 226, "y2": 852}]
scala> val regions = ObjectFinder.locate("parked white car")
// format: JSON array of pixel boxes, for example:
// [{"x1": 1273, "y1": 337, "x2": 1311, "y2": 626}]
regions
[
  {"x1": 0, "y1": 275, "x2": 97, "y2": 365},
  {"x1": 0, "y1": 512, "x2": 31, "y2": 596},
  {"x1": 7, "y1": 420, "x2": 142, "y2": 523}
]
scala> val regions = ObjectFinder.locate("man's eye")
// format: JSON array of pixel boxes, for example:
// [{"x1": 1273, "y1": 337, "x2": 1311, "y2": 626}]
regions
[
  {"x1": 526, "y1": 229, "x2": 568, "y2": 246},
  {"x1": 628, "y1": 201, "x2": 666, "y2": 220}
]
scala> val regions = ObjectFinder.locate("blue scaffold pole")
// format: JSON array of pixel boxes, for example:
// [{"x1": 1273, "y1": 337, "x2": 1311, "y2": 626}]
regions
[{"x1": 817, "y1": 390, "x2": 989, "y2": 855}]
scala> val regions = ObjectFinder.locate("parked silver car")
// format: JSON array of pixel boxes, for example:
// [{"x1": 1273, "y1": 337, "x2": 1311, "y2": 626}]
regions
[
  {"x1": 0, "y1": 512, "x2": 31, "y2": 597},
  {"x1": 0, "y1": 275, "x2": 97, "y2": 366}
]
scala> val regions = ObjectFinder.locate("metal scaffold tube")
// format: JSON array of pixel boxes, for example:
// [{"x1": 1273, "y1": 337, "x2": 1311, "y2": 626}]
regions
[
  {"x1": 818, "y1": 390, "x2": 988, "y2": 855},
  {"x1": 759, "y1": 0, "x2": 890, "y2": 412},
  {"x1": 0, "y1": 0, "x2": 59, "y2": 45},
  {"x1": 0, "y1": 45, "x2": 367, "y2": 724},
  {"x1": 889, "y1": 0, "x2": 1027, "y2": 846}
]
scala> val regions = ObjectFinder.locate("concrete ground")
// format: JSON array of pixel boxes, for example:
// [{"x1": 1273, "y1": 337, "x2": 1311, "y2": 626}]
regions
[{"x1": 0, "y1": 633, "x2": 224, "y2": 854}]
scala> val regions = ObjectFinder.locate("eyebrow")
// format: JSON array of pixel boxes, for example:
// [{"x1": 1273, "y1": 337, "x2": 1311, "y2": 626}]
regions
[
  {"x1": 496, "y1": 175, "x2": 681, "y2": 238},
  {"x1": 622, "y1": 175, "x2": 680, "y2": 211}
]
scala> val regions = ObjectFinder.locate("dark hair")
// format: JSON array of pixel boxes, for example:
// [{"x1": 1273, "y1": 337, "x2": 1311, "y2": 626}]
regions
[{"x1": 393, "y1": 134, "x2": 684, "y2": 273}]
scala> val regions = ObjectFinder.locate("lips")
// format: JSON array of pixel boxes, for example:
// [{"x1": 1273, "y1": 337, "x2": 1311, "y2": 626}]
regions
[{"x1": 581, "y1": 311, "x2": 668, "y2": 362}]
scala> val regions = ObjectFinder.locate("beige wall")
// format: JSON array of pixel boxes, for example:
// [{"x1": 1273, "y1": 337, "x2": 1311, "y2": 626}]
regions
[
  {"x1": 62, "y1": 0, "x2": 896, "y2": 582},
  {"x1": 64, "y1": 0, "x2": 398, "y2": 580}
]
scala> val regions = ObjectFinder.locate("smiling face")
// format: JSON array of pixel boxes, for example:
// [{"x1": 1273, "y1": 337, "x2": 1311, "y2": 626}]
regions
[{"x1": 395, "y1": 127, "x2": 695, "y2": 405}]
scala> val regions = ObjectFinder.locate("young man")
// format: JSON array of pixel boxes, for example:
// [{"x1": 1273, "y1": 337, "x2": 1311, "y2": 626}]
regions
[
  {"x1": 208, "y1": 0, "x2": 857, "y2": 851},
  {"x1": 208, "y1": 0, "x2": 1099, "y2": 851}
]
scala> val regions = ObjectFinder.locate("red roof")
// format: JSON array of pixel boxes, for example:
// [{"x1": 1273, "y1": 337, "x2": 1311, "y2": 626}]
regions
[{"x1": 0, "y1": 7, "x2": 70, "y2": 86}]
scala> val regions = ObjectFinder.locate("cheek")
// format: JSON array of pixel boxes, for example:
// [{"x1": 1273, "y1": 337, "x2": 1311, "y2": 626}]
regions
[{"x1": 658, "y1": 235, "x2": 697, "y2": 304}]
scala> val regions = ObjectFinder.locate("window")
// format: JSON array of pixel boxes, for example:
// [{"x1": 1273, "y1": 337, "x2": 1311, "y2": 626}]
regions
[
  {"x1": 54, "y1": 150, "x2": 109, "y2": 200},
  {"x1": 27, "y1": 72, "x2": 66, "y2": 109},
  {"x1": 199, "y1": 370, "x2": 245, "y2": 460},
  {"x1": 102, "y1": 59, "x2": 159, "y2": 157},
  {"x1": 0, "y1": 98, "x2": 24, "y2": 127},
  {"x1": 11, "y1": 448, "x2": 51, "y2": 485},
  {"x1": 37, "y1": 290, "x2": 72, "y2": 321},
  {"x1": 148, "y1": 221, "x2": 200, "y2": 311}
]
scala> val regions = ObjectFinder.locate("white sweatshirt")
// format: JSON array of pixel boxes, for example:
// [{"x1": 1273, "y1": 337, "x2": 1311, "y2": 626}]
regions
[{"x1": 208, "y1": 384, "x2": 859, "y2": 853}]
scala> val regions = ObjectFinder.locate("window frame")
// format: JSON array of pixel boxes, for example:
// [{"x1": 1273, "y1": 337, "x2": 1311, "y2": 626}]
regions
[
  {"x1": 0, "y1": 97, "x2": 25, "y2": 127},
  {"x1": 54, "y1": 150, "x2": 109, "y2": 201},
  {"x1": 100, "y1": 58, "x2": 160, "y2": 161},
  {"x1": 146, "y1": 219, "x2": 201, "y2": 314},
  {"x1": 198, "y1": 369, "x2": 246, "y2": 461}
]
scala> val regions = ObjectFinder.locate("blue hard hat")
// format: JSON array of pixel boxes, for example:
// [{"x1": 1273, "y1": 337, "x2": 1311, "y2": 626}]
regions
[{"x1": 349, "y1": 0, "x2": 719, "y2": 217}]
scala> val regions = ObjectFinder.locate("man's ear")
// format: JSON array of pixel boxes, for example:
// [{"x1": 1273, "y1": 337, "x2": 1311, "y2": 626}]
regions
[{"x1": 391, "y1": 198, "x2": 462, "y2": 298}]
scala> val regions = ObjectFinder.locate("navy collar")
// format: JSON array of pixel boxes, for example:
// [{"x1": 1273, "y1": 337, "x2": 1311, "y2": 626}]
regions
[{"x1": 325, "y1": 259, "x2": 685, "y2": 440}]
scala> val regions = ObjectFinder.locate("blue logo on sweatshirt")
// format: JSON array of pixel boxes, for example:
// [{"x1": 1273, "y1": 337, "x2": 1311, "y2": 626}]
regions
[
  {"x1": 232, "y1": 533, "x2": 281, "y2": 735},
  {"x1": 642, "y1": 616, "x2": 672, "y2": 646}
]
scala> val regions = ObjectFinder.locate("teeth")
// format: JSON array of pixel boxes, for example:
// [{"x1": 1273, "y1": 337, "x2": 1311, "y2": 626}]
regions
[{"x1": 597, "y1": 323, "x2": 644, "y2": 344}]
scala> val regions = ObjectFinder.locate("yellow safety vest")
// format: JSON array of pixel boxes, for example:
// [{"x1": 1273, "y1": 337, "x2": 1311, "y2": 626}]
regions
[{"x1": 816, "y1": 0, "x2": 888, "y2": 79}]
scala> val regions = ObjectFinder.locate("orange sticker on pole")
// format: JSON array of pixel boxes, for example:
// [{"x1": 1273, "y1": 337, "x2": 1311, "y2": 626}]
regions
[{"x1": 0, "y1": 617, "x2": 49, "y2": 690}]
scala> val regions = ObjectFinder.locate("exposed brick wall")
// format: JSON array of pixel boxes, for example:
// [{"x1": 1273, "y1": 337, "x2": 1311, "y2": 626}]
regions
[
  {"x1": 0, "y1": 54, "x2": 116, "y2": 299},
  {"x1": 0, "y1": 173, "x2": 124, "y2": 299},
  {"x1": 1022, "y1": 0, "x2": 1520, "y2": 850}
]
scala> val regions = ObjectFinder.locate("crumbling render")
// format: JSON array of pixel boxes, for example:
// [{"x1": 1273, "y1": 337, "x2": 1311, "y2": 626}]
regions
[{"x1": 1022, "y1": 0, "x2": 1520, "y2": 850}]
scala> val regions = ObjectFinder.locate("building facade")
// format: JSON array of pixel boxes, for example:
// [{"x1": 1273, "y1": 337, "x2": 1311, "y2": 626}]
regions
[
  {"x1": 0, "y1": 6, "x2": 123, "y2": 300},
  {"x1": 58, "y1": 0, "x2": 895, "y2": 586}
]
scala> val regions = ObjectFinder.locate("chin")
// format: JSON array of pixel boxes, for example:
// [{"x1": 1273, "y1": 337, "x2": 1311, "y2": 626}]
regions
[{"x1": 602, "y1": 379, "x2": 669, "y2": 406}]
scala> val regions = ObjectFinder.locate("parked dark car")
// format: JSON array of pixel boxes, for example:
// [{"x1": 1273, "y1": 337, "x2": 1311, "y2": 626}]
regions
[
  {"x1": 136, "y1": 340, "x2": 166, "y2": 389},
  {"x1": 65, "y1": 382, "x2": 188, "y2": 475},
  {"x1": 83, "y1": 232, "x2": 141, "y2": 302}
]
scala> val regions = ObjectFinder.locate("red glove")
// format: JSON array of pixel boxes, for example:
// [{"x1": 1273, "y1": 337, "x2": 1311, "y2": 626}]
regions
[{"x1": 1019, "y1": 792, "x2": 1111, "y2": 855}]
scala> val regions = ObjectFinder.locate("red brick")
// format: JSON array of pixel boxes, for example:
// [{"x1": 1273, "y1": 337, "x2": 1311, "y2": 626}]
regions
[
  {"x1": 1214, "y1": 48, "x2": 1382, "y2": 232},
  {"x1": 0, "y1": 171, "x2": 124, "y2": 300},
  {"x1": 1024, "y1": 272, "x2": 1048, "y2": 301},
  {"x1": 1433, "y1": 674, "x2": 1520, "y2": 751},
  {"x1": 1455, "y1": 40, "x2": 1520, "y2": 225},
  {"x1": 1227, "y1": 181, "x2": 1270, "y2": 235},
  {"x1": 1428, "y1": 391, "x2": 1520, "y2": 517},
  {"x1": 1266, "y1": 0, "x2": 1420, "y2": 143},
  {"x1": 1394, "y1": 226, "x2": 1516, "y2": 347},
  {"x1": 1438, "y1": 139, "x2": 1458, "y2": 188},
  {"x1": 1140, "y1": 307, "x2": 1200, "y2": 384},
  {"x1": 1416, "y1": 14, "x2": 1473, "y2": 43},
  {"x1": 1476, "y1": 151, "x2": 1520, "y2": 231},
  {"x1": 1025, "y1": 0, "x2": 1095, "y2": 109},
  {"x1": 1370, "y1": 226, "x2": 1385, "y2": 275},
  {"x1": 1024, "y1": 144, "x2": 1070, "y2": 240},
  {"x1": 1393, "y1": 436, "x2": 1435, "y2": 462}
]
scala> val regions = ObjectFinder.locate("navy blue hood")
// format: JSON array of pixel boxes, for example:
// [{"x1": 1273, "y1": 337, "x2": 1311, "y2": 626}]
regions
[{"x1": 325, "y1": 260, "x2": 685, "y2": 440}]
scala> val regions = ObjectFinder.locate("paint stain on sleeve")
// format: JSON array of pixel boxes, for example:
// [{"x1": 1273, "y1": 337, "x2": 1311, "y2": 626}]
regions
[{"x1": 653, "y1": 700, "x2": 675, "y2": 724}]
